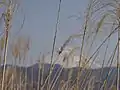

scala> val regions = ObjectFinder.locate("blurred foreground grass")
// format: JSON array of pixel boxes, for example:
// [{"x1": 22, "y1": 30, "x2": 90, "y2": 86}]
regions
[{"x1": 0, "y1": 0, "x2": 119, "y2": 90}]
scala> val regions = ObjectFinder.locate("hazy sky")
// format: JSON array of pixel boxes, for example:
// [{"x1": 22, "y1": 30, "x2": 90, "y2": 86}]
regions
[
  {"x1": 12, "y1": 0, "x2": 89, "y2": 64},
  {"x1": 21, "y1": 0, "x2": 88, "y2": 53},
  {"x1": 0, "y1": 0, "x2": 118, "y2": 67}
]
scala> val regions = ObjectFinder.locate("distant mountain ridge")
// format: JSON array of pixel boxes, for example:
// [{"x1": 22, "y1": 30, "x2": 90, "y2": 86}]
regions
[{"x1": 0, "y1": 63, "x2": 119, "y2": 90}]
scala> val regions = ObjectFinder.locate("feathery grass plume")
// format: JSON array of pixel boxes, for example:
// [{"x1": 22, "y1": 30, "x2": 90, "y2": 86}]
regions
[
  {"x1": 10, "y1": 36, "x2": 30, "y2": 90},
  {"x1": 17, "y1": 36, "x2": 30, "y2": 60},
  {"x1": 99, "y1": 23, "x2": 115, "y2": 81},
  {"x1": 84, "y1": 0, "x2": 120, "y2": 87},
  {"x1": 57, "y1": 34, "x2": 83, "y2": 55},
  {"x1": 82, "y1": 25, "x2": 119, "y2": 68},
  {"x1": 89, "y1": 1, "x2": 120, "y2": 89},
  {"x1": 87, "y1": 13, "x2": 109, "y2": 55},
  {"x1": 46, "y1": 35, "x2": 83, "y2": 87},
  {"x1": 42, "y1": 34, "x2": 83, "y2": 89},
  {"x1": 76, "y1": 0, "x2": 94, "y2": 89},
  {"x1": 75, "y1": 24, "x2": 119, "y2": 90},
  {"x1": 98, "y1": 1, "x2": 120, "y2": 89},
  {"x1": 9, "y1": 36, "x2": 30, "y2": 90},
  {"x1": 51, "y1": 48, "x2": 76, "y2": 84},
  {"x1": 85, "y1": 1, "x2": 111, "y2": 55},
  {"x1": 50, "y1": 47, "x2": 88, "y2": 90},
  {"x1": 11, "y1": 40, "x2": 19, "y2": 60},
  {"x1": 1, "y1": 0, "x2": 16, "y2": 90}
]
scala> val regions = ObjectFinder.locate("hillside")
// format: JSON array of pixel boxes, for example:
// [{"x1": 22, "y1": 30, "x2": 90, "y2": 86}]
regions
[{"x1": 0, "y1": 64, "x2": 119, "y2": 90}]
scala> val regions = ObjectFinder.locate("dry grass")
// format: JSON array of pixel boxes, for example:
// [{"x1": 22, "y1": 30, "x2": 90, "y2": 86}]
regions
[{"x1": 0, "y1": 0, "x2": 119, "y2": 90}]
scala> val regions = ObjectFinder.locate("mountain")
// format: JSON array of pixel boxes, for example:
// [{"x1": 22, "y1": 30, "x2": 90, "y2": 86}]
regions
[
  {"x1": 24, "y1": 63, "x2": 120, "y2": 89},
  {"x1": 0, "y1": 63, "x2": 119, "y2": 90}
]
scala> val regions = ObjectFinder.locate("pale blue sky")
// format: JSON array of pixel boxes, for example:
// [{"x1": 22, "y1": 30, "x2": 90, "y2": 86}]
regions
[
  {"x1": 13, "y1": 0, "x2": 88, "y2": 59},
  {"x1": 11, "y1": 0, "x2": 118, "y2": 66},
  {"x1": 0, "y1": 0, "x2": 118, "y2": 67}
]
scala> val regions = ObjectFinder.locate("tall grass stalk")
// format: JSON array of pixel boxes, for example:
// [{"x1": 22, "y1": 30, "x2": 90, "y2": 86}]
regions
[
  {"x1": 77, "y1": 0, "x2": 94, "y2": 89},
  {"x1": 1, "y1": 0, "x2": 14, "y2": 90},
  {"x1": 48, "y1": 0, "x2": 62, "y2": 88},
  {"x1": 100, "y1": 42, "x2": 118, "y2": 89}
]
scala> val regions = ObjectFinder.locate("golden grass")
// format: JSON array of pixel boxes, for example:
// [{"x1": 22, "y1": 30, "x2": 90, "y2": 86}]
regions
[{"x1": 0, "y1": 0, "x2": 119, "y2": 90}]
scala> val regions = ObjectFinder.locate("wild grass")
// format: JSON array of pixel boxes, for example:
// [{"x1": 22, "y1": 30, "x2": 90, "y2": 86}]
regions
[{"x1": 0, "y1": 0, "x2": 119, "y2": 90}]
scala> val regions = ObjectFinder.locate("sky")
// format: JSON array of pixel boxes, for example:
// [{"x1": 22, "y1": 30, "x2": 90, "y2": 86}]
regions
[
  {"x1": 12, "y1": 0, "x2": 89, "y2": 65},
  {"x1": 0, "y1": 0, "x2": 118, "y2": 67},
  {"x1": 20, "y1": 0, "x2": 88, "y2": 53}
]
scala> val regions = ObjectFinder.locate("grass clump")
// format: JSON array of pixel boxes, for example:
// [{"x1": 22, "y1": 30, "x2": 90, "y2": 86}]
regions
[{"x1": 0, "y1": 0, "x2": 119, "y2": 90}]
